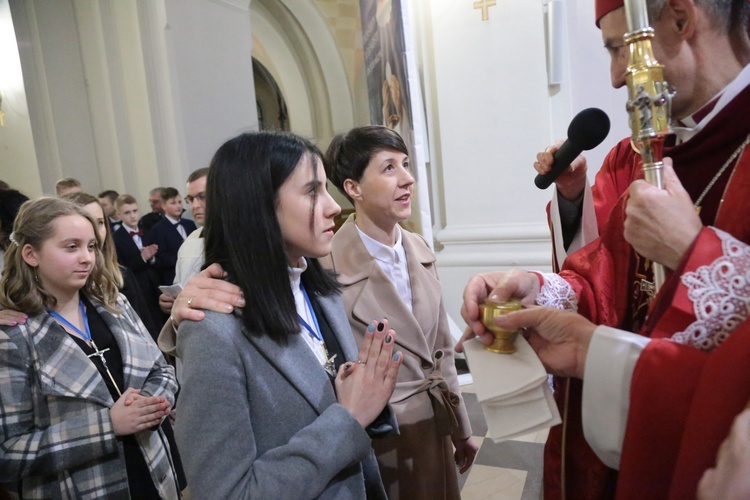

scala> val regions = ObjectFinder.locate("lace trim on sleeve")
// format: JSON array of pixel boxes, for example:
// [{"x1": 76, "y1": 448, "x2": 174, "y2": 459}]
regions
[
  {"x1": 535, "y1": 272, "x2": 578, "y2": 312},
  {"x1": 672, "y1": 228, "x2": 750, "y2": 351}
]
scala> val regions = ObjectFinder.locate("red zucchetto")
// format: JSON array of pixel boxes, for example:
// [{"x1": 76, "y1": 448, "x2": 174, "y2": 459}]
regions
[{"x1": 595, "y1": 0, "x2": 624, "y2": 27}]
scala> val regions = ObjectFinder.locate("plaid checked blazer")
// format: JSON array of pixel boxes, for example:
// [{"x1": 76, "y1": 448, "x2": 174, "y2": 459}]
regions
[{"x1": 0, "y1": 294, "x2": 180, "y2": 499}]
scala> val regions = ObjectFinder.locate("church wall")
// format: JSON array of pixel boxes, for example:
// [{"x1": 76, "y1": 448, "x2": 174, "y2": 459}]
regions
[
  {"x1": 313, "y1": 0, "x2": 368, "y2": 126},
  {"x1": 7, "y1": 0, "x2": 100, "y2": 196},
  {"x1": 414, "y1": 0, "x2": 630, "y2": 325},
  {"x1": 157, "y1": 0, "x2": 258, "y2": 184},
  {"x1": 2, "y1": 0, "x2": 258, "y2": 205},
  {"x1": 250, "y1": 4, "x2": 317, "y2": 139},
  {"x1": 0, "y1": 0, "x2": 41, "y2": 197}
]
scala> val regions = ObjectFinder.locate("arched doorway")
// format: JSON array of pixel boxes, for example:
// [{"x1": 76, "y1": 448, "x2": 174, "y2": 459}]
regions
[
  {"x1": 249, "y1": 0, "x2": 357, "y2": 143},
  {"x1": 253, "y1": 58, "x2": 289, "y2": 131}
]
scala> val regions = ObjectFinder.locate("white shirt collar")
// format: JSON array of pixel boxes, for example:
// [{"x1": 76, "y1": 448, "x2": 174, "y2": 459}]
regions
[
  {"x1": 288, "y1": 258, "x2": 329, "y2": 366},
  {"x1": 288, "y1": 257, "x2": 308, "y2": 293},
  {"x1": 355, "y1": 224, "x2": 404, "y2": 265},
  {"x1": 355, "y1": 224, "x2": 413, "y2": 311},
  {"x1": 673, "y1": 63, "x2": 750, "y2": 143}
]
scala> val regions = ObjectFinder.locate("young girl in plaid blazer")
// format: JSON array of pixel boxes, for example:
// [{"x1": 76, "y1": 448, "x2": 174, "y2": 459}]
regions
[{"x1": 0, "y1": 197, "x2": 180, "y2": 499}]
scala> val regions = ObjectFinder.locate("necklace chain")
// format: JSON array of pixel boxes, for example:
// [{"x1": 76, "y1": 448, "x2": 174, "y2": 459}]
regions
[
  {"x1": 298, "y1": 285, "x2": 337, "y2": 376},
  {"x1": 49, "y1": 300, "x2": 122, "y2": 396},
  {"x1": 694, "y1": 133, "x2": 750, "y2": 208}
]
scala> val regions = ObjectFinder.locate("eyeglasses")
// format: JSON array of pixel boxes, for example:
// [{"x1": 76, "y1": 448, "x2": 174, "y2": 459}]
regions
[{"x1": 185, "y1": 192, "x2": 206, "y2": 205}]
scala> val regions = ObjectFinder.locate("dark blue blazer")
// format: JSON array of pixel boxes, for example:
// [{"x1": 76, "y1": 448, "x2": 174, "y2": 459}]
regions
[
  {"x1": 113, "y1": 225, "x2": 154, "y2": 273},
  {"x1": 139, "y1": 211, "x2": 163, "y2": 231},
  {"x1": 150, "y1": 217, "x2": 197, "y2": 286},
  {"x1": 112, "y1": 225, "x2": 164, "y2": 328}
]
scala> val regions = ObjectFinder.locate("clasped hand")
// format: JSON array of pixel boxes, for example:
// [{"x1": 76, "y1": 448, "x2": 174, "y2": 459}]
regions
[
  {"x1": 110, "y1": 387, "x2": 170, "y2": 436},
  {"x1": 335, "y1": 319, "x2": 402, "y2": 428}
]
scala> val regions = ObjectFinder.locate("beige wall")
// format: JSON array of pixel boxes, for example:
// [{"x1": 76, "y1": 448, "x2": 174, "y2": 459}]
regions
[
  {"x1": 0, "y1": 0, "x2": 41, "y2": 197},
  {"x1": 2, "y1": 0, "x2": 257, "y2": 205},
  {"x1": 412, "y1": 0, "x2": 630, "y2": 321}
]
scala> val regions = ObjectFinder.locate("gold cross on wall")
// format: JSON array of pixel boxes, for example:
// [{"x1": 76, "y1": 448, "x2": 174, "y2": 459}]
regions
[{"x1": 473, "y1": 0, "x2": 497, "y2": 21}]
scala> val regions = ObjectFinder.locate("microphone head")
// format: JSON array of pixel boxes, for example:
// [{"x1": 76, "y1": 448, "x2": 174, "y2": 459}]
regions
[{"x1": 567, "y1": 107, "x2": 610, "y2": 151}]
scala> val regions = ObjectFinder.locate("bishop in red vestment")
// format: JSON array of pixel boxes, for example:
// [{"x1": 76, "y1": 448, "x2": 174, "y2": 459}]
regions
[
  {"x1": 460, "y1": 1, "x2": 750, "y2": 498},
  {"x1": 538, "y1": 0, "x2": 750, "y2": 497},
  {"x1": 544, "y1": 70, "x2": 750, "y2": 500}
]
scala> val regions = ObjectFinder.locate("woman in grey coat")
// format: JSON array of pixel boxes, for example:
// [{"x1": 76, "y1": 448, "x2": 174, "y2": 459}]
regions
[{"x1": 174, "y1": 131, "x2": 402, "y2": 499}]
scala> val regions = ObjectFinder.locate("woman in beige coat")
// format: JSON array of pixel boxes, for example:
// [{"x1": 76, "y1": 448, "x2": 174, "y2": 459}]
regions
[{"x1": 324, "y1": 126, "x2": 477, "y2": 499}]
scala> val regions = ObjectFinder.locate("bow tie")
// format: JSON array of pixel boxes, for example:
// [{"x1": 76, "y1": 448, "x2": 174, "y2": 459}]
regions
[{"x1": 129, "y1": 230, "x2": 143, "y2": 238}]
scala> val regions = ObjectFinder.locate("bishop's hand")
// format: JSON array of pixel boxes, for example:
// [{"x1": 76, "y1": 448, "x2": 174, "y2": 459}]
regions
[
  {"x1": 456, "y1": 270, "x2": 540, "y2": 352},
  {"x1": 625, "y1": 159, "x2": 703, "y2": 270},
  {"x1": 494, "y1": 306, "x2": 596, "y2": 379}
]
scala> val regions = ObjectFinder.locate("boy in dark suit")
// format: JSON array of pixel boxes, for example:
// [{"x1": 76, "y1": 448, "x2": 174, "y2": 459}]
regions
[
  {"x1": 150, "y1": 187, "x2": 197, "y2": 286},
  {"x1": 112, "y1": 194, "x2": 164, "y2": 328}
]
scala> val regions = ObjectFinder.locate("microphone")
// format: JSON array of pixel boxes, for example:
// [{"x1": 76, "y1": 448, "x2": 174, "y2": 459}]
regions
[{"x1": 534, "y1": 108, "x2": 611, "y2": 189}]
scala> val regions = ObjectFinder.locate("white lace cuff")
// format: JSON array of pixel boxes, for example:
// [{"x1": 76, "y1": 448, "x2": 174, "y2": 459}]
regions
[
  {"x1": 673, "y1": 228, "x2": 750, "y2": 351},
  {"x1": 535, "y1": 272, "x2": 578, "y2": 312}
]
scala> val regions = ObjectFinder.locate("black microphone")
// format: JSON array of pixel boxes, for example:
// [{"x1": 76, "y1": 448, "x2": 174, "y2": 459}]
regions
[{"x1": 534, "y1": 108, "x2": 611, "y2": 189}]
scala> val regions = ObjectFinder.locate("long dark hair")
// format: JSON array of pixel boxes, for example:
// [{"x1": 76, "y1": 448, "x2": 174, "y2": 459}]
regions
[
  {"x1": 0, "y1": 189, "x2": 29, "y2": 250},
  {"x1": 203, "y1": 131, "x2": 340, "y2": 342}
]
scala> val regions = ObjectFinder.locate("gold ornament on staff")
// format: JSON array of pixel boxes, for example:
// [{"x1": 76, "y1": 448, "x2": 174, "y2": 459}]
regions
[{"x1": 623, "y1": 0, "x2": 674, "y2": 294}]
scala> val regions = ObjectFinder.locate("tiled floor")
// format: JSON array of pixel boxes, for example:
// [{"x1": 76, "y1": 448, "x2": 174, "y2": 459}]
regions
[{"x1": 457, "y1": 384, "x2": 547, "y2": 500}]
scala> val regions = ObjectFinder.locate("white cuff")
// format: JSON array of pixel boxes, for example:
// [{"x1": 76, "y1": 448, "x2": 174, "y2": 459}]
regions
[
  {"x1": 582, "y1": 326, "x2": 650, "y2": 469},
  {"x1": 535, "y1": 273, "x2": 578, "y2": 312},
  {"x1": 550, "y1": 179, "x2": 598, "y2": 268}
]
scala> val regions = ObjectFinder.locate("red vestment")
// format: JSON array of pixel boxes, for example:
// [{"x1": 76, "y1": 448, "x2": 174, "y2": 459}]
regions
[
  {"x1": 547, "y1": 137, "x2": 641, "y2": 272},
  {"x1": 543, "y1": 83, "x2": 750, "y2": 499},
  {"x1": 617, "y1": 319, "x2": 750, "y2": 499}
]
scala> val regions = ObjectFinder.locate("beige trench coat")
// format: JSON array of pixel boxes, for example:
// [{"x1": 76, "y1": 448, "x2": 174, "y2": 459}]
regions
[{"x1": 323, "y1": 216, "x2": 472, "y2": 500}]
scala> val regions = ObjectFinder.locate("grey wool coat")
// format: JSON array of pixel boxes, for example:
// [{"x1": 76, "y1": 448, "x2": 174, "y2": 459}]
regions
[
  {"x1": 0, "y1": 294, "x2": 180, "y2": 499},
  {"x1": 175, "y1": 292, "x2": 387, "y2": 500}
]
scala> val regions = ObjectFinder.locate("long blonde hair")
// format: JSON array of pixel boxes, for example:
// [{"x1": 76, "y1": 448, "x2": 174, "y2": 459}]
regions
[
  {"x1": 61, "y1": 192, "x2": 124, "y2": 288},
  {"x1": 0, "y1": 197, "x2": 120, "y2": 315}
]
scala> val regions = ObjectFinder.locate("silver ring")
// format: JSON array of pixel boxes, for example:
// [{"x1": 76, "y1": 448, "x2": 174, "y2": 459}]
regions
[
  {"x1": 355, "y1": 359, "x2": 366, "y2": 364},
  {"x1": 187, "y1": 296, "x2": 195, "y2": 308}
]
